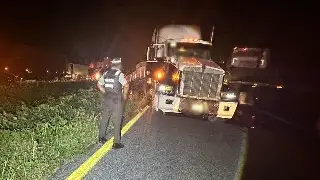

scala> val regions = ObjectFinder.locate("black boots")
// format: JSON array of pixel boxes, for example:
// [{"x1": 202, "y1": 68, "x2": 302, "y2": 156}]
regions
[
  {"x1": 112, "y1": 143, "x2": 124, "y2": 149},
  {"x1": 99, "y1": 137, "x2": 107, "y2": 144},
  {"x1": 99, "y1": 138, "x2": 124, "y2": 149}
]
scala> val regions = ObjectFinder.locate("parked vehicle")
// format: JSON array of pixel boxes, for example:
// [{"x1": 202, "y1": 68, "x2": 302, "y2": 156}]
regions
[
  {"x1": 65, "y1": 63, "x2": 89, "y2": 80},
  {"x1": 131, "y1": 25, "x2": 238, "y2": 121}
]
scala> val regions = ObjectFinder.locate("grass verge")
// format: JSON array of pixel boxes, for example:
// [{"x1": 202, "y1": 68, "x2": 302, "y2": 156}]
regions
[
  {"x1": 0, "y1": 81, "x2": 95, "y2": 113},
  {"x1": 0, "y1": 88, "x2": 148, "y2": 180}
]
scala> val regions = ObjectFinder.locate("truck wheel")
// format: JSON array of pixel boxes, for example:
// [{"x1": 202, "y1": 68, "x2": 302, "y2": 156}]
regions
[
  {"x1": 202, "y1": 114, "x2": 209, "y2": 120},
  {"x1": 208, "y1": 116, "x2": 223, "y2": 122}
]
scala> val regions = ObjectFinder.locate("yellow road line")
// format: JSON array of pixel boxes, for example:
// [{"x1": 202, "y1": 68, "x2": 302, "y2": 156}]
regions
[{"x1": 67, "y1": 106, "x2": 150, "y2": 180}]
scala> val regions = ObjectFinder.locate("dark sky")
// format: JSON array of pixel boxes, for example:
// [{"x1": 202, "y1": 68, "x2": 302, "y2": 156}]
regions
[{"x1": 0, "y1": 0, "x2": 317, "y2": 83}]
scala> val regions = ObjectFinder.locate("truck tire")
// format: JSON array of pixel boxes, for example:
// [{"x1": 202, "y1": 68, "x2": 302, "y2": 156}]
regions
[
  {"x1": 202, "y1": 114, "x2": 209, "y2": 120},
  {"x1": 208, "y1": 116, "x2": 223, "y2": 123}
]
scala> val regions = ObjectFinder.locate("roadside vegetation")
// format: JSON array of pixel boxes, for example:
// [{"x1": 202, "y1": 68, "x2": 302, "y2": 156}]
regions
[
  {"x1": 0, "y1": 82, "x2": 148, "y2": 180},
  {"x1": 0, "y1": 81, "x2": 94, "y2": 113}
]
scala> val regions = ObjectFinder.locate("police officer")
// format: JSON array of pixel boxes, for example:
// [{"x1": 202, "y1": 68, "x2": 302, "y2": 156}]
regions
[{"x1": 97, "y1": 58, "x2": 129, "y2": 149}]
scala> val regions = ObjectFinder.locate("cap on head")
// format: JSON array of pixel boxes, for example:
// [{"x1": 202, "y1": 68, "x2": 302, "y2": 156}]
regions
[
  {"x1": 111, "y1": 58, "x2": 122, "y2": 64},
  {"x1": 110, "y1": 58, "x2": 122, "y2": 69}
]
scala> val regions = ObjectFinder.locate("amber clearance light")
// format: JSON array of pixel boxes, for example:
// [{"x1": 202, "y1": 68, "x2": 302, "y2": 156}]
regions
[
  {"x1": 172, "y1": 72, "x2": 180, "y2": 81},
  {"x1": 154, "y1": 69, "x2": 165, "y2": 80},
  {"x1": 181, "y1": 58, "x2": 201, "y2": 66}
]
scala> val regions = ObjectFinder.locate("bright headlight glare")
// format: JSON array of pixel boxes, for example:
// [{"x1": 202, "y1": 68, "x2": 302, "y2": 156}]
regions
[
  {"x1": 192, "y1": 103, "x2": 204, "y2": 112},
  {"x1": 158, "y1": 84, "x2": 173, "y2": 93},
  {"x1": 158, "y1": 84, "x2": 166, "y2": 91},
  {"x1": 221, "y1": 92, "x2": 237, "y2": 99},
  {"x1": 226, "y1": 93, "x2": 236, "y2": 99}
]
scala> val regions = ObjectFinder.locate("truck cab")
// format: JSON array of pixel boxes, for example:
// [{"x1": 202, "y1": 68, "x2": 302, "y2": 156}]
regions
[
  {"x1": 223, "y1": 47, "x2": 271, "y2": 106},
  {"x1": 147, "y1": 25, "x2": 213, "y2": 65},
  {"x1": 228, "y1": 47, "x2": 269, "y2": 69}
]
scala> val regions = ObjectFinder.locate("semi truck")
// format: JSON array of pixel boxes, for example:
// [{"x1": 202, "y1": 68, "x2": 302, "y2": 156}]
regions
[
  {"x1": 222, "y1": 47, "x2": 280, "y2": 106},
  {"x1": 144, "y1": 25, "x2": 237, "y2": 120},
  {"x1": 221, "y1": 47, "x2": 285, "y2": 127}
]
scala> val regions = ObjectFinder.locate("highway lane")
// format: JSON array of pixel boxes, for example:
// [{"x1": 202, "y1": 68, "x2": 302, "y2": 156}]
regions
[
  {"x1": 52, "y1": 105, "x2": 319, "y2": 180},
  {"x1": 233, "y1": 106, "x2": 319, "y2": 180},
  {"x1": 84, "y1": 109, "x2": 246, "y2": 180},
  {"x1": 242, "y1": 127, "x2": 319, "y2": 180}
]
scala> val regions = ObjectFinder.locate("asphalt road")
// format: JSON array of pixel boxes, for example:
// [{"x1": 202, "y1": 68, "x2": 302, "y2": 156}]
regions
[
  {"x1": 84, "y1": 109, "x2": 246, "y2": 180},
  {"x1": 234, "y1": 106, "x2": 319, "y2": 180},
  {"x1": 52, "y1": 106, "x2": 319, "y2": 180}
]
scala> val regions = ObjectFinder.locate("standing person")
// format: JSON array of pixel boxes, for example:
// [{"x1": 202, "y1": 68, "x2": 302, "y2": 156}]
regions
[{"x1": 97, "y1": 58, "x2": 129, "y2": 149}]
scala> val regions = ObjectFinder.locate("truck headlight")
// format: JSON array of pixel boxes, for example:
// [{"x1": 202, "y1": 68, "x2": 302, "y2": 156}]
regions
[
  {"x1": 221, "y1": 92, "x2": 237, "y2": 100},
  {"x1": 158, "y1": 84, "x2": 173, "y2": 93},
  {"x1": 191, "y1": 103, "x2": 204, "y2": 112},
  {"x1": 158, "y1": 84, "x2": 166, "y2": 91}
]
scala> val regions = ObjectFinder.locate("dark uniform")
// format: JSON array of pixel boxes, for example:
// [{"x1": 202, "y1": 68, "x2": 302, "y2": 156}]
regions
[{"x1": 98, "y1": 63, "x2": 127, "y2": 147}]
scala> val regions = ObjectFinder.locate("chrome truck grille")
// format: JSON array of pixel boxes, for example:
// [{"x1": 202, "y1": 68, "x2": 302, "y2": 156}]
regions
[{"x1": 179, "y1": 67, "x2": 224, "y2": 100}]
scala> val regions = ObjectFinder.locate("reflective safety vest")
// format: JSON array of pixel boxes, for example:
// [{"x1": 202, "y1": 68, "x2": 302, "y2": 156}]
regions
[{"x1": 103, "y1": 69, "x2": 122, "y2": 94}]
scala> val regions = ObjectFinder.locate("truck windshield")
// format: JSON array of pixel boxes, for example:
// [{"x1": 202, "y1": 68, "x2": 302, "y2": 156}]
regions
[
  {"x1": 168, "y1": 43, "x2": 212, "y2": 60},
  {"x1": 232, "y1": 48, "x2": 262, "y2": 57},
  {"x1": 228, "y1": 48, "x2": 266, "y2": 68}
]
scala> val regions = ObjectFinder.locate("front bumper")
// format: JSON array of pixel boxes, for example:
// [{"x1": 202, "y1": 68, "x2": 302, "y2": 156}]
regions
[
  {"x1": 156, "y1": 94, "x2": 237, "y2": 118},
  {"x1": 179, "y1": 97, "x2": 219, "y2": 115},
  {"x1": 156, "y1": 94, "x2": 218, "y2": 114},
  {"x1": 216, "y1": 101, "x2": 238, "y2": 119}
]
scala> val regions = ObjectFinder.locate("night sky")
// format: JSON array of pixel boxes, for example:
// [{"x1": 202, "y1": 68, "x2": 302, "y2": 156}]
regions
[{"x1": 0, "y1": 0, "x2": 316, "y2": 86}]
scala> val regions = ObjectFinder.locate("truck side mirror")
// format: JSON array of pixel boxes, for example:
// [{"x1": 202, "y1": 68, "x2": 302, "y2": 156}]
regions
[
  {"x1": 259, "y1": 49, "x2": 270, "y2": 69},
  {"x1": 155, "y1": 44, "x2": 165, "y2": 59},
  {"x1": 147, "y1": 46, "x2": 155, "y2": 61},
  {"x1": 147, "y1": 44, "x2": 165, "y2": 61},
  {"x1": 210, "y1": 25, "x2": 214, "y2": 43}
]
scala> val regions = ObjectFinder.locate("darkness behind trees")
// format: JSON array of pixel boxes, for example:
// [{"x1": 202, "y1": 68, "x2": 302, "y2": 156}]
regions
[{"x1": 0, "y1": 1, "x2": 317, "y2": 89}]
